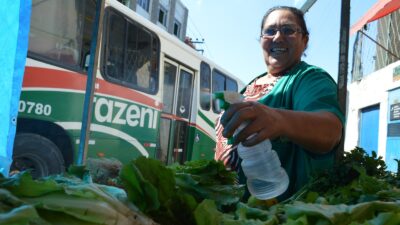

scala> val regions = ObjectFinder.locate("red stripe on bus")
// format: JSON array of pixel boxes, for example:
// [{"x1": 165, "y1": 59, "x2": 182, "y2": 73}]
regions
[
  {"x1": 23, "y1": 67, "x2": 162, "y2": 110},
  {"x1": 95, "y1": 79, "x2": 161, "y2": 110},
  {"x1": 24, "y1": 67, "x2": 86, "y2": 90},
  {"x1": 161, "y1": 113, "x2": 188, "y2": 121}
]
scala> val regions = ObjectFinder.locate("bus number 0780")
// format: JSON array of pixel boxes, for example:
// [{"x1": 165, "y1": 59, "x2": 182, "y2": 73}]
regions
[{"x1": 19, "y1": 100, "x2": 52, "y2": 116}]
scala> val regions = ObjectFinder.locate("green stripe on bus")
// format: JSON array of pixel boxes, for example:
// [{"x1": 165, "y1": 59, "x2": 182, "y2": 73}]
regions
[{"x1": 198, "y1": 110, "x2": 215, "y2": 128}]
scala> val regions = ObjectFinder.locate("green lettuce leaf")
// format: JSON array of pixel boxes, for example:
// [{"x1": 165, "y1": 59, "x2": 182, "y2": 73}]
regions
[
  {"x1": 119, "y1": 160, "x2": 160, "y2": 213},
  {"x1": 285, "y1": 201, "x2": 400, "y2": 224},
  {"x1": 133, "y1": 157, "x2": 175, "y2": 206},
  {"x1": 0, "y1": 188, "x2": 47, "y2": 225},
  {"x1": 195, "y1": 199, "x2": 277, "y2": 225},
  {"x1": 0, "y1": 172, "x2": 61, "y2": 197},
  {"x1": 1, "y1": 171, "x2": 155, "y2": 225}
]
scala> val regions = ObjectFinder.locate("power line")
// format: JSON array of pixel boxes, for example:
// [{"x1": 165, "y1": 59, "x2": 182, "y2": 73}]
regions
[
  {"x1": 187, "y1": 15, "x2": 204, "y2": 41},
  {"x1": 186, "y1": 14, "x2": 214, "y2": 58}
]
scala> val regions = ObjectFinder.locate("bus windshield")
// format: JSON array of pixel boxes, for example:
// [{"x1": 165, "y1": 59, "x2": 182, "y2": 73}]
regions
[{"x1": 29, "y1": 0, "x2": 94, "y2": 70}]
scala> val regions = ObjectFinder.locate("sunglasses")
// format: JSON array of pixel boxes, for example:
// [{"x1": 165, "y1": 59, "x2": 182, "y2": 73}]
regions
[{"x1": 261, "y1": 26, "x2": 303, "y2": 38}]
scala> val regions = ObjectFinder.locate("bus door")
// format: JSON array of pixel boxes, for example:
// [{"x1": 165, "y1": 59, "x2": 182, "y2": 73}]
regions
[{"x1": 158, "y1": 59, "x2": 194, "y2": 164}]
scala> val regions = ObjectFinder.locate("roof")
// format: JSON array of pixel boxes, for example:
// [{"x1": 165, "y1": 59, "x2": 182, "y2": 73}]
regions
[{"x1": 350, "y1": 0, "x2": 400, "y2": 35}]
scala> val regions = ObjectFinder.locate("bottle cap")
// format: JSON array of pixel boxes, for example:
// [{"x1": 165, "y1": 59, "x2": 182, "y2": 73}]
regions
[
  {"x1": 213, "y1": 92, "x2": 230, "y2": 111},
  {"x1": 213, "y1": 91, "x2": 244, "y2": 145},
  {"x1": 213, "y1": 91, "x2": 244, "y2": 110}
]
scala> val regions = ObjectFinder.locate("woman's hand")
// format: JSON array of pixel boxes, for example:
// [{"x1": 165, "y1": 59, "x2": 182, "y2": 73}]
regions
[{"x1": 220, "y1": 101, "x2": 283, "y2": 147}]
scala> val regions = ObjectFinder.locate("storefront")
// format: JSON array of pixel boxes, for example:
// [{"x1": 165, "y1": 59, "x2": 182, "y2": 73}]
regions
[{"x1": 345, "y1": 62, "x2": 400, "y2": 172}]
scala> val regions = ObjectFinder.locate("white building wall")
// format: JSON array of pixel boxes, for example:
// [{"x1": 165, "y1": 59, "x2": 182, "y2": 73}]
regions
[{"x1": 345, "y1": 60, "x2": 400, "y2": 159}]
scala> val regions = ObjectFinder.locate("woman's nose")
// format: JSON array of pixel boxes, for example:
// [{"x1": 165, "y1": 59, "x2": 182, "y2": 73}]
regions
[{"x1": 272, "y1": 30, "x2": 284, "y2": 41}]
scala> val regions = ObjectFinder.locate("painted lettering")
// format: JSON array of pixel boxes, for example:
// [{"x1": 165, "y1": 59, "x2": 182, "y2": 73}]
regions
[
  {"x1": 93, "y1": 97, "x2": 158, "y2": 129},
  {"x1": 140, "y1": 107, "x2": 153, "y2": 128},
  {"x1": 126, "y1": 105, "x2": 140, "y2": 126},
  {"x1": 94, "y1": 97, "x2": 113, "y2": 123},
  {"x1": 19, "y1": 100, "x2": 52, "y2": 116},
  {"x1": 112, "y1": 101, "x2": 127, "y2": 125}
]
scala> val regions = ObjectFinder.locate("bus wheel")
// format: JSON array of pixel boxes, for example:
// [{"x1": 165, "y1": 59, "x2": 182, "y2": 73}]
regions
[{"x1": 11, "y1": 133, "x2": 65, "y2": 178}]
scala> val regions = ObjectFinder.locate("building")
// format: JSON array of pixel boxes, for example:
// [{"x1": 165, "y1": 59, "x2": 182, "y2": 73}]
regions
[
  {"x1": 375, "y1": 10, "x2": 400, "y2": 71},
  {"x1": 346, "y1": 7, "x2": 400, "y2": 172},
  {"x1": 120, "y1": 0, "x2": 188, "y2": 41}
]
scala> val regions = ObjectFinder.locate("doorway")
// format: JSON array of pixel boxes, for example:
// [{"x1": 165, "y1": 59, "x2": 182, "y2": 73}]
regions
[{"x1": 157, "y1": 59, "x2": 194, "y2": 165}]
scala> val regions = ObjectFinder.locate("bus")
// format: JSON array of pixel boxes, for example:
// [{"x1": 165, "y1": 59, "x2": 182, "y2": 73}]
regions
[{"x1": 12, "y1": 0, "x2": 244, "y2": 177}]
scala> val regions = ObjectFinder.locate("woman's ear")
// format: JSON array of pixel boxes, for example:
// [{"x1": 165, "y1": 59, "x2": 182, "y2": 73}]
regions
[
  {"x1": 303, "y1": 35, "x2": 309, "y2": 48},
  {"x1": 302, "y1": 35, "x2": 309, "y2": 57}
]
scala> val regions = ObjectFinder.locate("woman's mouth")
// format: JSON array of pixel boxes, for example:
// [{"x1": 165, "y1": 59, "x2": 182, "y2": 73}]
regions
[{"x1": 270, "y1": 47, "x2": 288, "y2": 53}]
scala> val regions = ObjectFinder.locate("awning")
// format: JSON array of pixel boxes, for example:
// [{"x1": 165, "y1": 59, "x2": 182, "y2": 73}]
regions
[{"x1": 350, "y1": 0, "x2": 400, "y2": 35}]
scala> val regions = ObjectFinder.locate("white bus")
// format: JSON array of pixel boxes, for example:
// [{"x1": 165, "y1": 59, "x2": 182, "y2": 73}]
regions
[{"x1": 13, "y1": 0, "x2": 244, "y2": 177}]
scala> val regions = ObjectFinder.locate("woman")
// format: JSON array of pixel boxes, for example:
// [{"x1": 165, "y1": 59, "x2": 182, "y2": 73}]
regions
[{"x1": 215, "y1": 6, "x2": 345, "y2": 201}]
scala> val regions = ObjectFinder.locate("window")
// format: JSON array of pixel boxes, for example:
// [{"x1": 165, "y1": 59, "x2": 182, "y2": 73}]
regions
[
  {"x1": 176, "y1": 70, "x2": 193, "y2": 119},
  {"x1": 103, "y1": 9, "x2": 160, "y2": 94},
  {"x1": 173, "y1": 20, "x2": 181, "y2": 37},
  {"x1": 226, "y1": 77, "x2": 238, "y2": 92},
  {"x1": 158, "y1": 6, "x2": 167, "y2": 26},
  {"x1": 162, "y1": 62, "x2": 177, "y2": 114},
  {"x1": 28, "y1": 0, "x2": 94, "y2": 70},
  {"x1": 104, "y1": 13, "x2": 125, "y2": 80},
  {"x1": 212, "y1": 69, "x2": 239, "y2": 113},
  {"x1": 200, "y1": 62, "x2": 211, "y2": 110},
  {"x1": 137, "y1": 0, "x2": 150, "y2": 12}
]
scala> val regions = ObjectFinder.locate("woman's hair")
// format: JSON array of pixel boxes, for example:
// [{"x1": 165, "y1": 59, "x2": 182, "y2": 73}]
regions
[{"x1": 260, "y1": 6, "x2": 309, "y2": 36}]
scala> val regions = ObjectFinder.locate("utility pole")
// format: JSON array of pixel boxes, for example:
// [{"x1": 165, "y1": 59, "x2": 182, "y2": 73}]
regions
[
  {"x1": 300, "y1": 0, "x2": 351, "y2": 160},
  {"x1": 191, "y1": 38, "x2": 205, "y2": 54},
  {"x1": 300, "y1": 0, "x2": 317, "y2": 13},
  {"x1": 336, "y1": 0, "x2": 351, "y2": 160},
  {"x1": 77, "y1": 0, "x2": 105, "y2": 165}
]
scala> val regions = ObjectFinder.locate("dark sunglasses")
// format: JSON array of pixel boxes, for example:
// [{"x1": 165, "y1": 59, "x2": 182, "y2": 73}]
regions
[{"x1": 261, "y1": 26, "x2": 303, "y2": 38}]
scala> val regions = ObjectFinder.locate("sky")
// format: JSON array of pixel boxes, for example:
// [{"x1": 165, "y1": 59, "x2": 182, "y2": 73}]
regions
[{"x1": 180, "y1": 0, "x2": 379, "y2": 84}]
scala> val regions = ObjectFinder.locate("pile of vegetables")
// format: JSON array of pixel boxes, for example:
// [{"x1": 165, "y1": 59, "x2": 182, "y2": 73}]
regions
[
  {"x1": 0, "y1": 167, "x2": 156, "y2": 225},
  {"x1": 119, "y1": 158, "x2": 244, "y2": 225},
  {"x1": 2, "y1": 147, "x2": 400, "y2": 225},
  {"x1": 118, "y1": 148, "x2": 400, "y2": 225}
]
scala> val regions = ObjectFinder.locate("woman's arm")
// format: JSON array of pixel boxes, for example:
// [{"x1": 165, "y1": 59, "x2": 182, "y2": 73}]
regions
[{"x1": 221, "y1": 102, "x2": 342, "y2": 154}]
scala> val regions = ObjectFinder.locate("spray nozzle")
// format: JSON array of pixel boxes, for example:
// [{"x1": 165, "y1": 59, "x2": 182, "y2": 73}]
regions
[
  {"x1": 213, "y1": 92, "x2": 230, "y2": 111},
  {"x1": 213, "y1": 91, "x2": 244, "y2": 111},
  {"x1": 213, "y1": 91, "x2": 244, "y2": 145}
]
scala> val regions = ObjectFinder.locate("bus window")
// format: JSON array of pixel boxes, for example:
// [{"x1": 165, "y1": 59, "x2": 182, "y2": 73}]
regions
[
  {"x1": 103, "y1": 9, "x2": 160, "y2": 94},
  {"x1": 176, "y1": 70, "x2": 193, "y2": 119},
  {"x1": 29, "y1": 0, "x2": 91, "y2": 70},
  {"x1": 200, "y1": 62, "x2": 211, "y2": 110},
  {"x1": 126, "y1": 23, "x2": 153, "y2": 90},
  {"x1": 162, "y1": 62, "x2": 177, "y2": 114},
  {"x1": 105, "y1": 12, "x2": 125, "y2": 80},
  {"x1": 81, "y1": 0, "x2": 95, "y2": 72},
  {"x1": 212, "y1": 70, "x2": 225, "y2": 93},
  {"x1": 212, "y1": 69, "x2": 239, "y2": 113},
  {"x1": 226, "y1": 77, "x2": 238, "y2": 92}
]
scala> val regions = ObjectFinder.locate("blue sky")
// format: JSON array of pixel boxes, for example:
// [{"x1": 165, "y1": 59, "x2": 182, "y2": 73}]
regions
[{"x1": 180, "y1": 0, "x2": 378, "y2": 84}]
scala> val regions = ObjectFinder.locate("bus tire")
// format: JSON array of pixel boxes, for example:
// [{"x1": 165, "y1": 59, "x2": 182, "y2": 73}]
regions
[{"x1": 11, "y1": 133, "x2": 65, "y2": 178}]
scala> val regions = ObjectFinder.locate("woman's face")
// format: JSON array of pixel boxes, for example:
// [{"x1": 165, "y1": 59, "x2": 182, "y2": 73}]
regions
[{"x1": 261, "y1": 10, "x2": 308, "y2": 75}]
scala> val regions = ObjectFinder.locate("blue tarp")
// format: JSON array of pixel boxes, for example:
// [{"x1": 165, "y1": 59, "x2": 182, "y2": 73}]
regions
[{"x1": 0, "y1": 1, "x2": 31, "y2": 177}]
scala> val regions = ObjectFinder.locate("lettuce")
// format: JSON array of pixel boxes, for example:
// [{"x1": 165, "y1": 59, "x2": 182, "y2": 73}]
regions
[
  {"x1": 119, "y1": 157, "x2": 244, "y2": 225},
  {"x1": 0, "y1": 172, "x2": 156, "y2": 225}
]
